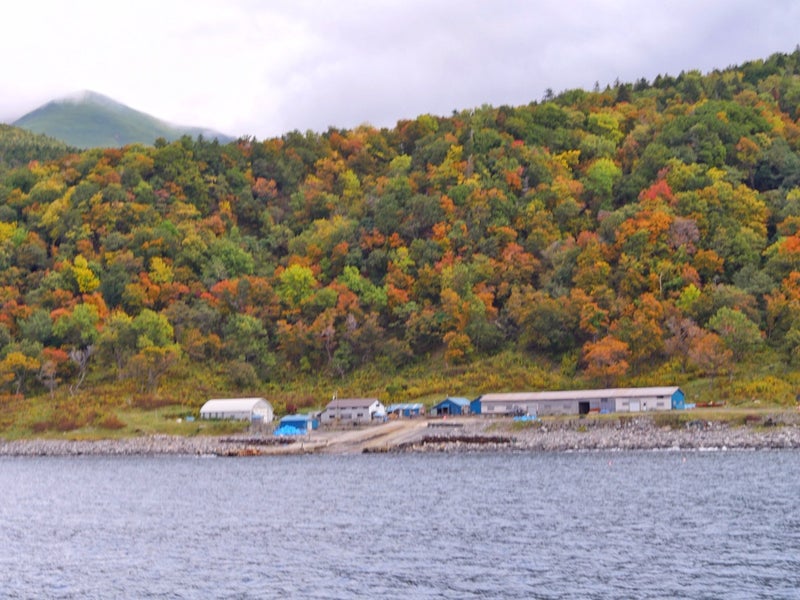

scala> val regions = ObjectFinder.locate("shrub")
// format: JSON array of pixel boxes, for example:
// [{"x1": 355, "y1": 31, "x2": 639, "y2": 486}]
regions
[
  {"x1": 96, "y1": 413, "x2": 126, "y2": 430},
  {"x1": 132, "y1": 394, "x2": 175, "y2": 409},
  {"x1": 30, "y1": 421, "x2": 50, "y2": 433},
  {"x1": 54, "y1": 414, "x2": 85, "y2": 432},
  {"x1": 728, "y1": 376, "x2": 794, "y2": 406},
  {"x1": 226, "y1": 360, "x2": 260, "y2": 389},
  {"x1": 652, "y1": 412, "x2": 688, "y2": 430}
]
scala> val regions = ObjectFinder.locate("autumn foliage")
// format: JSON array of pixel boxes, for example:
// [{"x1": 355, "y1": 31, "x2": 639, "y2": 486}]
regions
[{"x1": 2, "y1": 50, "x2": 800, "y2": 404}]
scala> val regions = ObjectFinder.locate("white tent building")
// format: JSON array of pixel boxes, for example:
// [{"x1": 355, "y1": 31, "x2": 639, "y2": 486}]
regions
[{"x1": 200, "y1": 398, "x2": 274, "y2": 422}]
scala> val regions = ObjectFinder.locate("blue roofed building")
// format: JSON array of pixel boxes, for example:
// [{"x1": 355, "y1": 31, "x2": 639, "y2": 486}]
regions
[
  {"x1": 386, "y1": 403, "x2": 425, "y2": 418},
  {"x1": 431, "y1": 397, "x2": 471, "y2": 416},
  {"x1": 280, "y1": 414, "x2": 319, "y2": 431},
  {"x1": 275, "y1": 413, "x2": 319, "y2": 436},
  {"x1": 470, "y1": 397, "x2": 482, "y2": 415}
]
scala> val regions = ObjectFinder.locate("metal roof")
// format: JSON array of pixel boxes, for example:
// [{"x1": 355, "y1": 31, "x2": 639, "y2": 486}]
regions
[
  {"x1": 479, "y1": 387, "x2": 681, "y2": 403},
  {"x1": 387, "y1": 403, "x2": 424, "y2": 412},
  {"x1": 280, "y1": 414, "x2": 314, "y2": 422},
  {"x1": 325, "y1": 398, "x2": 381, "y2": 409},
  {"x1": 200, "y1": 398, "x2": 272, "y2": 413},
  {"x1": 435, "y1": 397, "x2": 471, "y2": 407}
]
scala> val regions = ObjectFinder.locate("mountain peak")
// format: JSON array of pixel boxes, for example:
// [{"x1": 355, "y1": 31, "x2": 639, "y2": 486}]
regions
[
  {"x1": 12, "y1": 92, "x2": 233, "y2": 148},
  {"x1": 59, "y1": 90, "x2": 120, "y2": 106}
]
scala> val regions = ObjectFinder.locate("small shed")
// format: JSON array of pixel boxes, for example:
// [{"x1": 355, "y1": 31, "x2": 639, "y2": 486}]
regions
[
  {"x1": 386, "y1": 403, "x2": 425, "y2": 418},
  {"x1": 200, "y1": 398, "x2": 274, "y2": 422},
  {"x1": 280, "y1": 414, "x2": 319, "y2": 432},
  {"x1": 470, "y1": 397, "x2": 483, "y2": 415},
  {"x1": 432, "y1": 397, "x2": 471, "y2": 416},
  {"x1": 670, "y1": 389, "x2": 687, "y2": 410},
  {"x1": 274, "y1": 413, "x2": 319, "y2": 436}
]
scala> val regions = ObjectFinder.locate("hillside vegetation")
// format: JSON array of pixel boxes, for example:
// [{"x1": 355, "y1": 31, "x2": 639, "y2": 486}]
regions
[
  {"x1": 3, "y1": 51, "x2": 800, "y2": 435},
  {"x1": 0, "y1": 125, "x2": 73, "y2": 172}
]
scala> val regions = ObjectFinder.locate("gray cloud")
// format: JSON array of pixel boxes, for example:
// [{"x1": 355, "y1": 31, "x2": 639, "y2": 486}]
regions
[{"x1": 1, "y1": 0, "x2": 797, "y2": 139}]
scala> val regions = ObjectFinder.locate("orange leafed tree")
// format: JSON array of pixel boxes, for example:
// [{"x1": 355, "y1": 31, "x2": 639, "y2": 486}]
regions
[
  {"x1": 583, "y1": 335, "x2": 630, "y2": 386},
  {"x1": 688, "y1": 330, "x2": 732, "y2": 386}
]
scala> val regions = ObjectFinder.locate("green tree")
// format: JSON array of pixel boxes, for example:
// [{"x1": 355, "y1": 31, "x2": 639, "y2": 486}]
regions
[
  {"x1": 708, "y1": 307, "x2": 763, "y2": 361},
  {"x1": 53, "y1": 304, "x2": 100, "y2": 348},
  {"x1": 96, "y1": 311, "x2": 137, "y2": 379},
  {"x1": 222, "y1": 314, "x2": 275, "y2": 379},
  {"x1": 202, "y1": 237, "x2": 255, "y2": 283},
  {"x1": 128, "y1": 309, "x2": 180, "y2": 392},
  {"x1": 18, "y1": 309, "x2": 53, "y2": 345},
  {"x1": 505, "y1": 286, "x2": 577, "y2": 353},
  {"x1": 53, "y1": 304, "x2": 99, "y2": 393},
  {"x1": 583, "y1": 158, "x2": 622, "y2": 211},
  {"x1": 277, "y1": 264, "x2": 318, "y2": 309},
  {"x1": 130, "y1": 309, "x2": 174, "y2": 348}
]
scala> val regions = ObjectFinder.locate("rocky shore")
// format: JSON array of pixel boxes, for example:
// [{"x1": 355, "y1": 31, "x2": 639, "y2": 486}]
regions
[
  {"x1": 1, "y1": 415, "x2": 799, "y2": 456},
  {"x1": 0, "y1": 435, "x2": 293, "y2": 457},
  {"x1": 401, "y1": 416, "x2": 800, "y2": 452}
]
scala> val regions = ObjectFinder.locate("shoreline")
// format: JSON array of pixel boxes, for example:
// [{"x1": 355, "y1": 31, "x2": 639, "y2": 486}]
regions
[{"x1": 1, "y1": 415, "x2": 800, "y2": 456}]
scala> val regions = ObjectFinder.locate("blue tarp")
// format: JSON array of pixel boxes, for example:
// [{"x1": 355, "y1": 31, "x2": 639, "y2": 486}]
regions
[
  {"x1": 279, "y1": 414, "x2": 319, "y2": 430},
  {"x1": 274, "y1": 425, "x2": 307, "y2": 436},
  {"x1": 513, "y1": 415, "x2": 538, "y2": 422}
]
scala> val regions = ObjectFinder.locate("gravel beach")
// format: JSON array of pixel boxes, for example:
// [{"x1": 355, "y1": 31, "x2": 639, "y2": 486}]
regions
[
  {"x1": 405, "y1": 417, "x2": 800, "y2": 452},
  {"x1": 0, "y1": 435, "x2": 251, "y2": 457},
  {"x1": 2, "y1": 414, "x2": 800, "y2": 456}
]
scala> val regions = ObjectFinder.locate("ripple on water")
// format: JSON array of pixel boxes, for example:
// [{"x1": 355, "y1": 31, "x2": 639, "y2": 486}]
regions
[{"x1": 0, "y1": 451, "x2": 798, "y2": 599}]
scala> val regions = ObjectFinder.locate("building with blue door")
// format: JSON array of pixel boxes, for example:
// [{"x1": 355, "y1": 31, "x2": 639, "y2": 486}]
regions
[{"x1": 431, "y1": 397, "x2": 471, "y2": 416}]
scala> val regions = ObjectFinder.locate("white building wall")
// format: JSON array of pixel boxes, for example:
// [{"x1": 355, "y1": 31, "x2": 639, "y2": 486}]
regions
[
  {"x1": 613, "y1": 395, "x2": 671, "y2": 412},
  {"x1": 252, "y1": 405, "x2": 274, "y2": 422},
  {"x1": 321, "y1": 404, "x2": 379, "y2": 424},
  {"x1": 482, "y1": 394, "x2": 673, "y2": 416}
]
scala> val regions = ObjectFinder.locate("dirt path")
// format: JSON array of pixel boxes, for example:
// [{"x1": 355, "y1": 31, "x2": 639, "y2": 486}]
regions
[
  {"x1": 317, "y1": 420, "x2": 427, "y2": 454},
  {"x1": 360, "y1": 420, "x2": 429, "y2": 453}
]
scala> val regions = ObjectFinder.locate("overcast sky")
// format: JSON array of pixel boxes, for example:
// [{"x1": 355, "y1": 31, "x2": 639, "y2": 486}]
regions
[{"x1": 1, "y1": 0, "x2": 798, "y2": 140}]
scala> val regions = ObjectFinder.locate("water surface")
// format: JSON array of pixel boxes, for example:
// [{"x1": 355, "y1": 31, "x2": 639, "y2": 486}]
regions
[{"x1": 1, "y1": 451, "x2": 798, "y2": 599}]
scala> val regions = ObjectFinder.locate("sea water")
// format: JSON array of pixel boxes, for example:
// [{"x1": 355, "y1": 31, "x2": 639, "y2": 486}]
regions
[{"x1": 0, "y1": 450, "x2": 798, "y2": 599}]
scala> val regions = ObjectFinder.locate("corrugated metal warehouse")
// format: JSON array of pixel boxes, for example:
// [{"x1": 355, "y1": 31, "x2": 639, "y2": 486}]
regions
[
  {"x1": 199, "y1": 397, "x2": 274, "y2": 422},
  {"x1": 473, "y1": 387, "x2": 685, "y2": 416}
]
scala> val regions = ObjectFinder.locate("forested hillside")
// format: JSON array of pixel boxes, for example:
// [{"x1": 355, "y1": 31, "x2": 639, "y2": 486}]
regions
[
  {"x1": 0, "y1": 125, "x2": 73, "y2": 171},
  {"x1": 3, "y1": 51, "x2": 800, "y2": 426}
]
